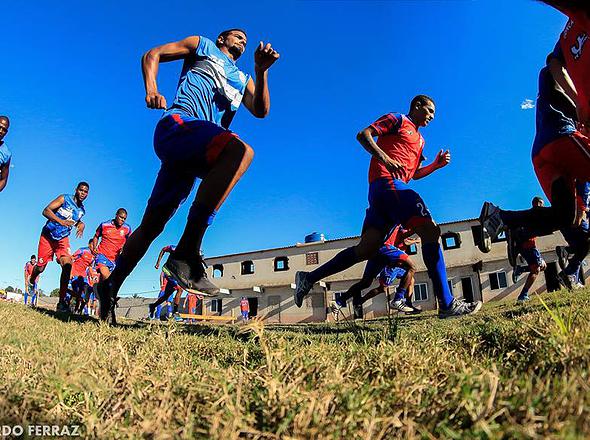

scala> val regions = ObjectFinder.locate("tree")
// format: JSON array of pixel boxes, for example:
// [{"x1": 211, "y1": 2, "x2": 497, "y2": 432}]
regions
[
  {"x1": 50, "y1": 288, "x2": 60, "y2": 297},
  {"x1": 5, "y1": 286, "x2": 14, "y2": 292}
]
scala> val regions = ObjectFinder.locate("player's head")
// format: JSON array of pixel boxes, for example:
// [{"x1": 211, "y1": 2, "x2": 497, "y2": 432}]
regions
[
  {"x1": 75, "y1": 181, "x2": 90, "y2": 202},
  {"x1": 408, "y1": 95, "x2": 435, "y2": 127},
  {"x1": 216, "y1": 28, "x2": 247, "y2": 60},
  {"x1": 532, "y1": 196, "x2": 544, "y2": 208},
  {"x1": 30, "y1": 255, "x2": 36, "y2": 264},
  {"x1": 114, "y1": 208, "x2": 128, "y2": 226},
  {"x1": 0, "y1": 116, "x2": 9, "y2": 141}
]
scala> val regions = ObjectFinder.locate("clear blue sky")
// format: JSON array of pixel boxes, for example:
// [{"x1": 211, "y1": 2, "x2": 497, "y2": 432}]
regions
[{"x1": 0, "y1": 0, "x2": 568, "y2": 296}]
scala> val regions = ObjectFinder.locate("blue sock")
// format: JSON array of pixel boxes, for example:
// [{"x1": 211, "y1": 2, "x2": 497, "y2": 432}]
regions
[
  {"x1": 167, "y1": 304, "x2": 173, "y2": 316},
  {"x1": 394, "y1": 288, "x2": 407, "y2": 302},
  {"x1": 155, "y1": 304, "x2": 162, "y2": 319},
  {"x1": 31, "y1": 293, "x2": 37, "y2": 305},
  {"x1": 565, "y1": 260, "x2": 582, "y2": 276},
  {"x1": 422, "y1": 242, "x2": 454, "y2": 309},
  {"x1": 24, "y1": 291, "x2": 28, "y2": 305},
  {"x1": 309, "y1": 248, "x2": 360, "y2": 284}
]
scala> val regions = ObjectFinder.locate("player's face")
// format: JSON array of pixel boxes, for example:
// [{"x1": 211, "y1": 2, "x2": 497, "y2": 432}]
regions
[
  {"x1": 30, "y1": 257, "x2": 36, "y2": 264},
  {"x1": 76, "y1": 185, "x2": 89, "y2": 202},
  {"x1": 414, "y1": 102, "x2": 436, "y2": 127},
  {"x1": 533, "y1": 199, "x2": 544, "y2": 208},
  {"x1": 114, "y1": 211, "x2": 127, "y2": 227},
  {"x1": 222, "y1": 31, "x2": 247, "y2": 60},
  {"x1": 0, "y1": 119, "x2": 8, "y2": 141}
]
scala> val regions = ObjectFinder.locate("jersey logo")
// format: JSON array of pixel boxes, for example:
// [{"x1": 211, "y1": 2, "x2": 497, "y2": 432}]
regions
[
  {"x1": 404, "y1": 130, "x2": 415, "y2": 135},
  {"x1": 120, "y1": 230, "x2": 126, "y2": 236},
  {"x1": 571, "y1": 33, "x2": 589, "y2": 60}
]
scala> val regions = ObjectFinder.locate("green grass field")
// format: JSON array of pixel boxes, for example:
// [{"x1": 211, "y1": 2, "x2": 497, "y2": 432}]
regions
[{"x1": 1, "y1": 289, "x2": 589, "y2": 439}]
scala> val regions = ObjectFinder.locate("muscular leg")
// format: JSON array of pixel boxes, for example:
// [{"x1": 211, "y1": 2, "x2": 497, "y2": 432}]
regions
[
  {"x1": 307, "y1": 226, "x2": 386, "y2": 285},
  {"x1": 340, "y1": 254, "x2": 386, "y2": 305},
  {"x1": 519, "y1": 265, "x2": 541, "y2": 299},
  {"x1": 174, "y1": 138, "x2": 254, "y2": 259},
  {"x1": 57, "y1": 256, "x2": 73, "y2": 303},
  {"x1": 97, "y1": 265, "x2": 111, "y2": 282},
  {"x1": 412, "y1": 220, "x2": 454, "y2": 309},
  {"x1": 172, "y1": 288, "x2": 183, "y2": 314}
]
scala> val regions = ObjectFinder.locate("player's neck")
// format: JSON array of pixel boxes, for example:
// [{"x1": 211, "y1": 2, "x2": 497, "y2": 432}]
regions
[
  {"x1": 219, "y1": 46, "x2": 237, "y2": 62},
  {"x1": 406, "y1": 114, "x2": 419, "y2": 130}
]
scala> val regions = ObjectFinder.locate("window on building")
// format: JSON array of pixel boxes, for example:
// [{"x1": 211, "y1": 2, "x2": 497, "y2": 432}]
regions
[
  {"x1": 211, "y1": 299, "x2": 222, "y2": 315},
  {"x1": 212, "y1": 264, "x2": 223, "y2": 278},
  {"x1": 407, "y1": 243, "x2": 418, "y2": 255},
  {"x1": 414, "y1": 283, "x2": 428, "y2": 302},
  {"x1": 442, "y1": 232, "x2": 461, "y2": 250},
  {"x1": 306, "y1": 252, "x2": 319, "y2": 265},
  {"x1": 471, "y1": 225, "x2": 482, "y2": 246},
  {"x1": 489, "y1": 271, "x2": 508, "y2": 290},
  {"x1": 241, "y1": 260, "x2": 255, "y2": 275},
  {"x1": 448, "y1": 279, "x2": 454, "y2": 293},
  {"x1": 274, "y1": 256, "x2": 289, "y2": 272}
]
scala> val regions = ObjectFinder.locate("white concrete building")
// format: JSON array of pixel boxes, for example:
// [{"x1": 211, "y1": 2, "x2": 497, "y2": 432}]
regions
[{"x1": 201, "y1": 219, "x2": 580, "y2": 324}]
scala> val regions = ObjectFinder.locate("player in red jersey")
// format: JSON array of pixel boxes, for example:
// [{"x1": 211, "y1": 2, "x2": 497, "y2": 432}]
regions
[
  {"x1": 92, "y1": 208, "x2": 132, "y2": 282},
  {"x1": 24, "y1": 255, "x2": 37, "y2": 306},
  {"x1": 69, "y1": 240, "x2": 96, "y2": 313},
  {"x1": 149, "y1": 245, "x2": 184, "y2": 320},
  {"x1": 295, "y1": 95, "x2": 482, "y2": 319}
]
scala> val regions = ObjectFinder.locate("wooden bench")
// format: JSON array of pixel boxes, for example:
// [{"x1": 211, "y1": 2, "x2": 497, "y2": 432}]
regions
[{"x1": 179, "y1": 313, "x2": 236, "y2": 323}]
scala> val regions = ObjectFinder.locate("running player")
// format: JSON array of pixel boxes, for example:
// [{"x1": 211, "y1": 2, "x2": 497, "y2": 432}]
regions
[
  {"x1": 92, "y1": 208, "x2": 131, "y2": 282},
  {"x1": 509, "y1": 197, "x2": 548, "y2": 302},
  {"x1": 479, "y1": 51, "x2": 590, "y2": 275},
  {"x1": 0, "y1": 116, "x2": 11, "y2": 193},
  {"x1": 24, "y1": 255, "x2": 36, "y2": 306},
  {"x1": 294, "y1": 96, "x2": 482, "y2": 318},
  {"x1": 331, "y1": 226, "x2": 420, "y2": 316},
  {"x1": 29, "y1": 182, "x2": 89, "y2": 313},
  {"x1": 69, "y1": 240, "x2": 96, "y2": 312},
  {"x1": 97, "y1": 29, "x2": 279, "y2": 322},
  {"x1": 86, "y1": 265, "x2": 99, "y2": 315},
  {"x1": 184, "y1": 292, "x2": 199, "y2": 323},
  {"x1": 149, "y1": 245, "x2": 183, "y2": 320}
]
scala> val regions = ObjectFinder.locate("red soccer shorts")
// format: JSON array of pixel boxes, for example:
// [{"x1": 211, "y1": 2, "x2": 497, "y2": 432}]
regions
[{"x1": 37, "y1": 234, "x2": 71, "y2": 267}]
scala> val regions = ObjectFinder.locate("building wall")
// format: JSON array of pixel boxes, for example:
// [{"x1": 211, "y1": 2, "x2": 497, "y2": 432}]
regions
[{"x1": 204, "y1": 219, "x2": 573, "y2": 324}]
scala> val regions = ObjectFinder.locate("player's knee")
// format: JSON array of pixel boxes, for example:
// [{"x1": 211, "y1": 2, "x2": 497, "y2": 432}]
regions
[{"x1": 227, "y1": 139, "x2": 254, "y2": 164}]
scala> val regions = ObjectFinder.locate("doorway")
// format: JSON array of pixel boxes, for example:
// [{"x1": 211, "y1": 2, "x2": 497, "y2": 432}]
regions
[{"x1": 461, "y1": 277, "x2": 474, "y2": 303}]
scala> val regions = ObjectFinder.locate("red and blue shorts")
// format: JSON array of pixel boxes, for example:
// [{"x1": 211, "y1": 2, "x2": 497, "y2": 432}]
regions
[
  {"x1": 95, "y1": 253, "x2": 116, "y2": 272},
  {"x1": 363, "y1": 177, "x2": 432, "y2": 234},
  {"x1": 362, "y1": 244, "x2": 409, "y2": 286},
  {"x1": 533, "y1": 132, "x2": 590, "y2": 206},
  {"x1": 519, "y1": 246, "x2": 544, "y2": 271},
  {"x1": 147, "y1": 111, "x2": 239, "y2": 219},
  {"x1": 37, "y1": 233, "x2": 70, "y2": 267}
]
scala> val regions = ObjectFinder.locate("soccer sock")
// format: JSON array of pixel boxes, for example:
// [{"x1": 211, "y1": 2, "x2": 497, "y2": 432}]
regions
[
  {"x1": 422, "y1": 242, "x2": 454, "y2": 309},
  {"x1": 31, "y1": 293, "x2": 37, "y2": 305},
  {"x1": 394, "y1": 288, "x2": 407, "y2": 302},
  {"x1": 24, "y1": 291, "x2": 28, "y2": 305},
  {"x1": 155, "y1": 304, "x2": 162, "y2": 319},
  {"x1": 308, "y1": 248, "x2": 360, "y2": 284},
  {"x1": 175, "y1": 202, "x2": 217, "y2": 259}
]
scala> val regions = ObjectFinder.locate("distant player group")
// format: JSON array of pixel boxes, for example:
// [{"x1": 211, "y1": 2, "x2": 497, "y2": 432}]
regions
[{"x1": 4, "y1": 0, "x2": 590, "y2": 324}]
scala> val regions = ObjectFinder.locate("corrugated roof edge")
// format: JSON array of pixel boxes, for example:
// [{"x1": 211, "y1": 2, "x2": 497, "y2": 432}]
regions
[{"x1": 204, "y1": 218, "x2": 479, "y2": 262}]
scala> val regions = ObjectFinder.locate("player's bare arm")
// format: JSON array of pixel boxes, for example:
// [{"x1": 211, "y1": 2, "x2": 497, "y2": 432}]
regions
[
  {"x1": 43, "y1": 195, "x2": 76, "y2": 227},
  {"x1": 356, "y1": 126, "x2": 405, "y2": 176},
  {"x1": 413, "y1": 149, "x2": 450, "y2": 180},
  {"x1": 142, "y1": 36, "x2": 201, "y2": 110},
  {"x1": 0, "y1": 162, "x2": 9, "y2": 192},
  {"x1": 538, "y1": 0, "x2": 590, "y2": 16},
  {"x1": 155, "y1": 248, "x2": 168, "y2": 270},
  {"x1": 242, "y1": 42, "x2": 280, "y2": 118}
]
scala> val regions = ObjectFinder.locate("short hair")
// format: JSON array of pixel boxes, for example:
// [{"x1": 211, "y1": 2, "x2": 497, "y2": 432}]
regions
[
  {"x1": 88, "y1": 239, "x2": 93, "y2": 244},
  {"x1": 410, "y1": 95, "x2": 435, "y2": 109},
  {"x1": 77, "y1": 181, "x2": 90, "y2": 189},
  {"x1": 216, "y1": 28, "x2": 247, "y2": 44},
  {"x1": 532, "y1": 196, "x2": 544, "y2": 206},
  {"x1": 116, "y1": 207, "x2": 128, "y2": 216},
  {"x1": 0, "y1": 116, "x2": 9, "y2": 127},
  {"x1": 30, "y1": 255, "x2": 36, "y2": 259}
]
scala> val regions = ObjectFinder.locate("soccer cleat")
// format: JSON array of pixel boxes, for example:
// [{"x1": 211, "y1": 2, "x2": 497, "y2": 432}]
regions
[
  {"x1": 389, "y1": 299, "x2": 415, "y2": 313},
  {"x1": 516, "y1": 292, "x2": 530, "y2": 302},
  {"x1": 294, "y1": 271, "x2": 313, "y2": 308},
  {"x1": 573, "y1": 282, "x2": 584, "y2": 290},
  {"x1": 512, "y1": 265, "x2": 523, "y2": 284},
  {"x1": 163, "y1": 257, "x2": 220, "y2": 296},
  {"x1": 506, "y1": 229, "x2": 518, "y2": 267},
  {"x1": 353, "y1": 303, "x2": 363, "y2": 320},
  {"x1": 478, "y1": 202, "x2": 504, "y2": 252},
  {"x1": 558, "y1": 271, "x2": 575, "y2": 290},
  {"x1": 148, "y1": 303, "x2": 156, "y2": 319},
  {"x1": 438, "y1": 298, "x2": 482, "y2": 319},
  {"x1": 556, "y1": 246, "x2": 570, "y2": 271},
  {"x1": 329, "y1": 300, "x2": 342, "y2": 315},
  {"x1": 173, "y1": 313, "x2": 184, "y2": 323},
  {"x1": 55, "y1": 301, "x2": 70, "y2": 314}
]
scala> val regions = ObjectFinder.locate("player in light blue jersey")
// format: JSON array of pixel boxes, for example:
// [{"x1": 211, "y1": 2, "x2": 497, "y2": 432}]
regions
[
  {"x1": 29, "y1": 182, "x2": 89, "y2": 313},
  {"x1": 0, "y1": 116, "x2": 12, "y2": 193},
  {"x1": 97, "y1": 29, "x2": 279, "y2": 323}
]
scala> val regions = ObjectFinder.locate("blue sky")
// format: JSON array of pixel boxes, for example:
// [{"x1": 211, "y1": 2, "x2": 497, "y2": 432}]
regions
[{"x1": 0, "y1": 0, "x2": 568, "y2": 296}]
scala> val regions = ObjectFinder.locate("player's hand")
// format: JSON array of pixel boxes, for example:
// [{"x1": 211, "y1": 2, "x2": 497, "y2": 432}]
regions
[
  {"x1": 75, "y1": 221, "x2": 85, "y2": 238},
  {"x1": 383, "y1": 157, "x2": 405, "y2": 176},
  {"x1": 59, "y1": 219, "x2": 76, "y2": 228},
  {"x1": 155, "y1": 264, "x2": 159, "y2": 270},
  {"x1": 146, "y1": 91, "x2": 168, "y2": 110},
  {"x1": 254, "y1": 42, "x2": 280, "y2": 73},
  {"x1": 434, "y1": 149, "x2": 451, "y2": 169}
]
